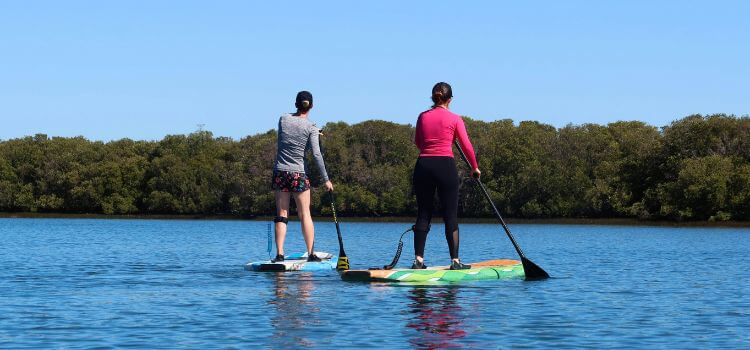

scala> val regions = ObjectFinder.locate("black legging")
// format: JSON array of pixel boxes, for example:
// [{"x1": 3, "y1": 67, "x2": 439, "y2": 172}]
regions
[{"x1": 413, "y1": 156, "x2": 460, "y2": 260}]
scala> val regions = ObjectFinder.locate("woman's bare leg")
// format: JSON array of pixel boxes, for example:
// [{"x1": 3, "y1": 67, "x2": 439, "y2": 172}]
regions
[
  {"x1": 275, "y1": 190, "x2": 291, "y2": 256},
  {"x1": 293, "y1": 189, "x2": 315, "y2": 254}
]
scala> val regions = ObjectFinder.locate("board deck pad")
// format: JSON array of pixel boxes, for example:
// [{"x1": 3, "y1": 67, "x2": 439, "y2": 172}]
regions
[
  {"x1": 245, "y1": 252, "x2": 337, "y2": 272},
  {"x1": 340, "y1": 259, "x2": 524, "y2": 283}
]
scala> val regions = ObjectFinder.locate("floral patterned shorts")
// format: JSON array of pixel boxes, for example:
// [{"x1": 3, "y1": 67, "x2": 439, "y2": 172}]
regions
[{"x1": 271, "y1": 170, "x2": 311, "y2": 192}]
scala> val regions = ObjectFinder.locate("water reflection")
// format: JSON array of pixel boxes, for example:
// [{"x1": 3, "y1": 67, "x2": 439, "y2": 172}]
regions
[
  {"x1": 267, "y1": 273, "x2": 317, "y2": 348},
  {"x1": 406, "y1": 287, "x2": 467, "y2": 349}
]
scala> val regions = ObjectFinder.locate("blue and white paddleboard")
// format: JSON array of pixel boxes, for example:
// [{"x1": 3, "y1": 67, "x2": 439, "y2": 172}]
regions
[{"x1": 245, "y1": 252, "x2": 337, "y2": 272}]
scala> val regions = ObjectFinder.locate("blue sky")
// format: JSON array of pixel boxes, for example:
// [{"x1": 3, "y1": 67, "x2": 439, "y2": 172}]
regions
[{"x1": 1, "y1": 1, "x2": 748, "y2": 140}]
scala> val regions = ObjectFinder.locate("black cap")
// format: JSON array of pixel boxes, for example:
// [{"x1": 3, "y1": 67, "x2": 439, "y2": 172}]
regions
[{"x1": 295, "y1": 91, "x2": 313, "y2": 109}]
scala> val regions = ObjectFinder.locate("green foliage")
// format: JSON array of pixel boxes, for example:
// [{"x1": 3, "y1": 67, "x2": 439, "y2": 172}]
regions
[{"x1": 0, "y1": 114, "x2": 748, "y2": 221}]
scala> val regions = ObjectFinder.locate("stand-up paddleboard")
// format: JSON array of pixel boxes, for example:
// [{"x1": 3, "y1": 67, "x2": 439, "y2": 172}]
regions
[
  {"x1": 245, "y1": 252, "x2": 337, "y2": 272},
  {"x1": 340, "y1": 259, "x2": 524, "y2": 283}
]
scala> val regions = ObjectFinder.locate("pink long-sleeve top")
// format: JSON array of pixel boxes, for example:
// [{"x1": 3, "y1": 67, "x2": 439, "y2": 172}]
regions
[{"x1": 414, "y1": 107, "x2": 479, "y2": 169}]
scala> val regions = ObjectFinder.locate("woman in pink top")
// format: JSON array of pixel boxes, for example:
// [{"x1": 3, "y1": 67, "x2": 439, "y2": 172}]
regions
[{"x1": 412, "y1": 82, "x2": 481, "y2": 270}]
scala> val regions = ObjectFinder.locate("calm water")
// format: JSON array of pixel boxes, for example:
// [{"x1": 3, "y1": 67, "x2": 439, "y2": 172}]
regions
[{"x1": 1, "y1": 218, "x2": 749, "y2": 349}]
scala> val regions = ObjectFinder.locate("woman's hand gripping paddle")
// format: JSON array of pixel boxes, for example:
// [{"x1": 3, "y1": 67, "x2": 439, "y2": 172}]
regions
[
  {"x1": 454, "y1": 140, "x2": 550, "y2": 280},
  {"x1": 330, "y1": 192, "x2": 349, "y2": 270}
]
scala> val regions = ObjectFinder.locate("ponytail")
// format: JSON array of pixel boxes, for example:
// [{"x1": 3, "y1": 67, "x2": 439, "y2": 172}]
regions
[
  {"x1": 294, "y1": 91, "x2": 313, "y2": 113},
  {"x1": 297, "y1": 100, "x2": 311, "y2": 113},
  {"x1": 431, "y1": 82, "x2": 453, "y2": 106}
]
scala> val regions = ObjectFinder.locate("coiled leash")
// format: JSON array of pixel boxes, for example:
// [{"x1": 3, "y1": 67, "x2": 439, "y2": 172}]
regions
[
  {"x1": 267, "y1": 222, "x2": 273, "y2": 260},
  {"x1": 371, "y1": 226, "x2": 414, "y2": 270}
]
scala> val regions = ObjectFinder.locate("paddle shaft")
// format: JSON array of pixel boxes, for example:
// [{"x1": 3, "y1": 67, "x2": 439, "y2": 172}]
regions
[
  {"x1": 330, "y1": 192, "x2": 347, "y2": 257},
  {"x1": 454, "y1": 140, "x2": 549, "y2": 279},
  {"x1": 453, "y1": 140, "x2": 527, "y2": 258}
]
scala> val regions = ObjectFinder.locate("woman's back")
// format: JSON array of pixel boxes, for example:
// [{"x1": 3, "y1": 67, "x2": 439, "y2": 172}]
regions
[
  {"x1": 415, "y1": 107, "x2": 462, "y2": 157},
  {"x1": 415, "y1": 107, "x2": 478, "y2": 169},
  {"x1": 274, "y1": 114, "x2": 328, "y2": 181}
]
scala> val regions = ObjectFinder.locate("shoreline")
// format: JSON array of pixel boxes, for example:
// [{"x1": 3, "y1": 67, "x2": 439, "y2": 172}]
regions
[{"x1": 2, "y1": 212, "x2": 749, "y2": 228}]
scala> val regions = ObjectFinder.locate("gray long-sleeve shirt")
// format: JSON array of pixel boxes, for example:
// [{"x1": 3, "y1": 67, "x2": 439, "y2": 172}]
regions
[{"x1": 273, "y1": 114, "x2": 329, "y2": 182}]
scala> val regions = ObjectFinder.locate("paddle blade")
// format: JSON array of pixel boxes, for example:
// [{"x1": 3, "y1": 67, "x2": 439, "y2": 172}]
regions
[
  {"x1": 336, "y1": 256, "x2": 350, "y2": 271},
  {"x1": 521, "y1": 257, "x2": 550, "y2": 280}
]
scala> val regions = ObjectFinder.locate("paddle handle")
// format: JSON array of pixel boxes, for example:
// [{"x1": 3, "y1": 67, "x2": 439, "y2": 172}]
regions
[{"x1": 453, "y1": 140, "x2": 527, "y2": 259}]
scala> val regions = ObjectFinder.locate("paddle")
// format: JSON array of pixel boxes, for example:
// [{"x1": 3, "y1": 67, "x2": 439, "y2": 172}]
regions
[
  {"x1": 454, "y1": 140, "x2": 550, "y2": 280},
  {"x1": 329, "y1": 191, "x2": 349, "y2": 270},
  {"x1": 316, "y1": 132, "x2": 349, "y2": 270}
]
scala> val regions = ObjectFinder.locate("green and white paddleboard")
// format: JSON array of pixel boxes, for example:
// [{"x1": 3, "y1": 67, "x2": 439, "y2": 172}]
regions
[{"x1": 340, "y1": 259, "x2": 524, "y2": 283}]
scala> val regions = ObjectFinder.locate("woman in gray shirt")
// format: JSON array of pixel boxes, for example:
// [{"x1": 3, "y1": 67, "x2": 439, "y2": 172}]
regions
[{"x1": 270, "y1": 91, "x2": 334, "y2": 262}]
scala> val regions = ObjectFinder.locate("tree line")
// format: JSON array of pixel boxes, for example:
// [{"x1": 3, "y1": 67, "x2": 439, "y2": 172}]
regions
[{"x1": 0, "y1": 114, "x2": 748, "y2": 221}]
